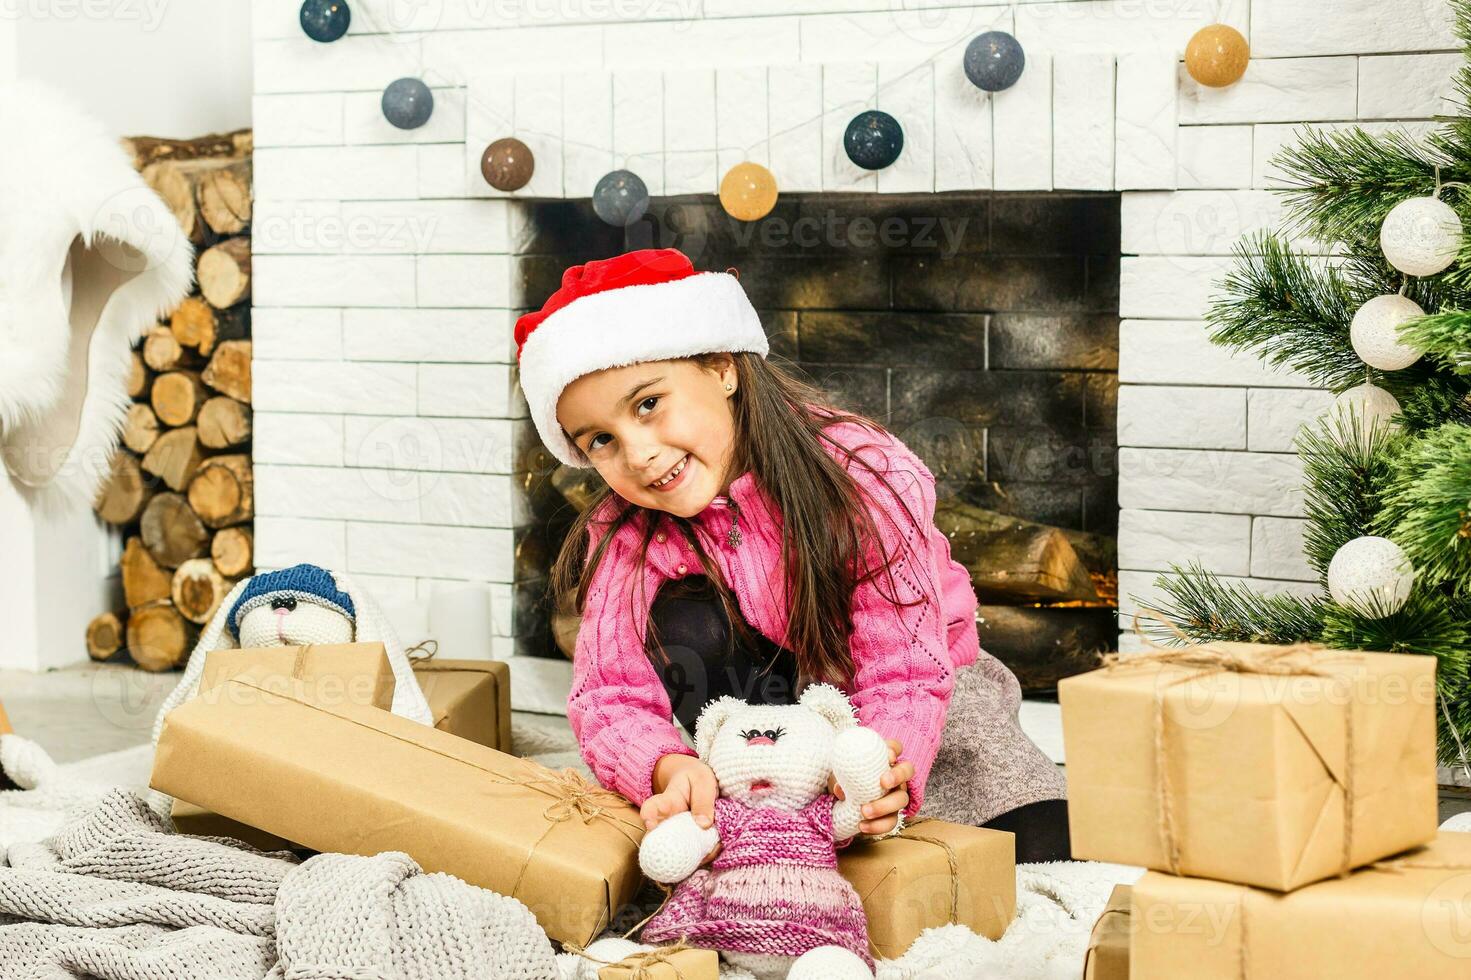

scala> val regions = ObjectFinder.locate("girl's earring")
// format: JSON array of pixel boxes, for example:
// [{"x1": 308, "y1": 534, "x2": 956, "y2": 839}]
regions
[{"x1": 724, "y1": 384, "x2": 733, "y2": 392}]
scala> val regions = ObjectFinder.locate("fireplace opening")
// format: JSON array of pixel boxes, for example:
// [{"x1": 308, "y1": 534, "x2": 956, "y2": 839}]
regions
[{"x1": 512, "y1": 190, "x2": 1120, "y2": 695}]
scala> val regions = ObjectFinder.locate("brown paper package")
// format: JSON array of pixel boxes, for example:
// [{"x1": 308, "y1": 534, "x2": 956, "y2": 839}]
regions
[
  {"x1": 153, "y1": 668, "x2": 643, "y2": 948},
  {"x1": 173, "y1": 642, "x2": 398, "y2": 849},
  {"x1": 836, "y1": 819, "x2": 1015, "y2": 960},
  {"x1": 1131, "y1": 831, "x2": 1471, "y2": 979},
  {"x1": 173, "y1": 652, "x2": 512, "y2": 847},
  {"x1": 1082, "y1": 884, "x2": 1131, "y2": 980},
  {"x1": 412, "y1": 658, "x2": 512, "y2": 753},
  {"x1": 199, "y1": 643, "x2": 397, "y2": 710},
  {"x1": 1059, "y1": 644, "x2": 1438, "y2": 890},
  {"x1": 597, "y1": 947, "x2": 720, "y2": 980}
]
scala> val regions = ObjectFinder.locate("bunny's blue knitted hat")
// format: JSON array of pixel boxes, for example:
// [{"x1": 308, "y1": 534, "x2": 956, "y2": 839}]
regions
[{"x1": 227, "y1": 563, "x2": 356, "y2": 640}]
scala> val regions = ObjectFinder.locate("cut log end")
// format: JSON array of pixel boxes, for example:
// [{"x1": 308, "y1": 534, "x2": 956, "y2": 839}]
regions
[
  {"x1": 201, "y1": 340, "x2": 252, "y2": 404},
  {"x1": 86, "y1": 611, "x2": 127, "y2": 661},
  {"x1": 211, "y1": 526, "x2": 253, "y2": 579},
  {"x1": 187, "y1": 454, "x2": 253, "y2": 529},
  {"x1": 171, "y1": 558, "x2": 233, "y2": 625},
  {"x1": 140, "y1": 492, "x2": 209, "y2": 569},
  {"x1": 122, "y1": 536, "x2": 172, "y2": 608},
  {"x1": 197, "y1": 237, "x2": 251, "y2": 309},
  {"x1": 196, "y1": 396, "x2": 252, "y2": 449},
  {"x1": 94, "y1": 452, "x2": 151, "y2": 526},
  {"x1": 126, "y1": 603, "x2": 194, "y2": 672}
]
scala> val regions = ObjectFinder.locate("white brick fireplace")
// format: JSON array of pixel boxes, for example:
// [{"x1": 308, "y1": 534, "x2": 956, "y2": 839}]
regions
[{"x1": 247, "y1": 0, "x2": 1461, "y2": 682}]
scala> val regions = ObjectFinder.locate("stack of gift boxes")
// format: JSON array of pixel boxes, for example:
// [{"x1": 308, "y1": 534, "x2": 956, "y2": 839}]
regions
[
  {"x1": 150, "y1": 643, "x2": 1022, "y2": 978},
  {"x1": 1062, "y1": 641, "x2": 1471, "y2": 979}
]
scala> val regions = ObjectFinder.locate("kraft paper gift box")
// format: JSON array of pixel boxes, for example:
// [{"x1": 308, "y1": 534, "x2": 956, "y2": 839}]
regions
[
  {"x1": 837, "y1": 818, "x2": 1015, "y2": 959},
  {"x1": 199, "y1": 642, "x2": 397, "y2": 710},
  {"x1": 172, "y1": 642, "x2": 398, "y2": 848},
  {"x1": 1059, "y1": 642, "x2": 1438, "y2": 891},
  {"x1": 151, "y1": 667, "x2": 645, "y2": 948},
  {"x1": 597, "y1": 946, "x2": 720, "y2": 980},
  {"x1": 1082, "y1": 884, "x2": 1131, "y2": 980},
  {"x1": 413, "y1": 657, "x2": 512, "y2": 753},
  {"x1": 1131, "y1": 832, "x2": 1471, "y2": 979},
  {"x1": 172, "y1": 653, "x2": 512, "y2": 848}
]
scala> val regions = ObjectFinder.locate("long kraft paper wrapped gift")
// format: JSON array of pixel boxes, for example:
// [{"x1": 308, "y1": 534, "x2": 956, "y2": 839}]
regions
[
  {"x1": 413, "y1": 657, "x2": 512, "y2": 753},
  {"x1": 1059, "y1": 643, "x2": 1438, "y2": 890},
  {"x1": 151, "y1": 667, "x2": 645, "y2": 948},
  {"x1": 1131, "y1": 831, "x2": 1471, "y2": 979},
  {"x1": 172, "y1": 642, "x2": 399, "y2": 848},
  {"x1": 836, "y1": 818, "x2": 1015, "y2": 959}
]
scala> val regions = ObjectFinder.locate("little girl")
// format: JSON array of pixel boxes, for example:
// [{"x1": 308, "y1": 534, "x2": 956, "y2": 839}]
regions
[{"x1": 516, "y1": 248, "x2": 1070, "y2": 862}]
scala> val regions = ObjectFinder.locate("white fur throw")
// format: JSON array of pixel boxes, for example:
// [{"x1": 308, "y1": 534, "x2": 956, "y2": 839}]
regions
[{"x1": 0, "y1": 79, "x2": 194, "y2": 513}]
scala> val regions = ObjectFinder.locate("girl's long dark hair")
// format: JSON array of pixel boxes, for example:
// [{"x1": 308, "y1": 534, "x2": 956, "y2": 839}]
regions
[{"x1": 549, "y1": 352, "x2": 923, "y2": 689}]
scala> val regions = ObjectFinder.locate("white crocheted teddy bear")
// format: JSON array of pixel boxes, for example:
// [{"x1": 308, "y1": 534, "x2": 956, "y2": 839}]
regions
[{"x1": 584, "y1": 685, "x2": 892, "y2": 980}]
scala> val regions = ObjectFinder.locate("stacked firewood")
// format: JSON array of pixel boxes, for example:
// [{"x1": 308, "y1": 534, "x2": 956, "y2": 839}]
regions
[{"x1": 86, "y1": 130, "x2": 254, "y2": 672}]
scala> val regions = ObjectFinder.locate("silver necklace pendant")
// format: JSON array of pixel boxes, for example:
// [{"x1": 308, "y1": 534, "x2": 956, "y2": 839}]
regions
[{"x1": 727, "y1": 499, "x2": 742, "y2": 548}]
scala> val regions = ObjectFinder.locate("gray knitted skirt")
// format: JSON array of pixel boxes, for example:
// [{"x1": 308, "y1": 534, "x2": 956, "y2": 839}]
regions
[{"x1": 916, "y1": 651, "x2": 1068, "y2": 827}]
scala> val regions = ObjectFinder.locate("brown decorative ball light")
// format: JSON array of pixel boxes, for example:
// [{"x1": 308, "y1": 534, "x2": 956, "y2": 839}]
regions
[
  {"x1": 719, "y1": 161, "x2": 779, "y2": 222},
  {"x1": 1185, "y1": 24, "x2": 1250, "y2": 88},
  {"x1": 480, "y1": 137, "x2": 534, "y2": 192}
]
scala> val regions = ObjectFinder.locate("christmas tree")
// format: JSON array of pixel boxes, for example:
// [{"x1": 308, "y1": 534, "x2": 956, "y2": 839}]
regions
[{"x1": 1143, "y1": 1, "x2": 1471, "y2": 765}]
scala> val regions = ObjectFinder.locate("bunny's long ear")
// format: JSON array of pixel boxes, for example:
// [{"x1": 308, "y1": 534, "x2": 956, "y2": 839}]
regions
[
  {"x1": 330, "y1": 569, "x2": 435, "y2": 727},
  {"x1": 693, "y1": 696, "x2": 747, "y2": 762},
  {"x1": 149, "y1": 577, "x2": 250, "y2": 748},
  {"x1": 798, "y1": 683, "x2": 859, "y2": 732}
]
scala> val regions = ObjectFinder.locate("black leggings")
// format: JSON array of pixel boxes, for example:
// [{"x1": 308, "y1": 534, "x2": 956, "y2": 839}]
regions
[{"x1": 644, "y1": 575, "x2": 1074, "y2": 862}]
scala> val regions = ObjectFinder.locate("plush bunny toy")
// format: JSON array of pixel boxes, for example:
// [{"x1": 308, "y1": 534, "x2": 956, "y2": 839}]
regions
[{"x1": 613, "y1": 684, "x2": 892, "y2": 980}]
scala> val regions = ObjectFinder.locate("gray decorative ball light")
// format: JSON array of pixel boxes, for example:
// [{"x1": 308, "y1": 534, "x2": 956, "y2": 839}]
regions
[
  {"x1": 843, "y1": 110, "x2": 904, "y2": 171},
  {"x1": 382, "y1": 77, "x2": 434, "y2": 130},
  {"x1": 592, "y1": 170, "x2": 650, "y2": 227},
  {"x1": 964, "y1": 31, "x2": 1026, "y2": 92}
]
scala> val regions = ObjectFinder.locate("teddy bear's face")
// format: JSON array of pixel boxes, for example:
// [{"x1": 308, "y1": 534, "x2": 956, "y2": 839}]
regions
[{"x1": 705, "y1": 703, "x2": 838, "y2": 813}]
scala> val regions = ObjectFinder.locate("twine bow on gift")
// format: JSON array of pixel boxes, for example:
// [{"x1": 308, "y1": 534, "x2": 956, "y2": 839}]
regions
[
  {"x1": 562, "y1": 938, "x2": 698, "y2": 979},
  {"x1": 523, "y1": 767, "x2": 634, "y2": 824},
  {"x1": 1105, "y1": 610, "x2": 1363, "y2": 879}
]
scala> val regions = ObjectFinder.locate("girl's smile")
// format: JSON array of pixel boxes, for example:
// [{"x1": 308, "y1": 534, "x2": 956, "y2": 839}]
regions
[{"x1": 649, "y1": 453, "x2": 691, "y2": 492}]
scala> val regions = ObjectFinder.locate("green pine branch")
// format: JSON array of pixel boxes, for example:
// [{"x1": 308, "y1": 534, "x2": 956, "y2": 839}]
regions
[
  {"x1": 1273, "y1": 128, "x2": 1452, "y2": 250},
  {"x1": 1205, "y1": 233, "x2": 1365, "y2": 389},
  {"x1": 1131, "y1": 564, "x2": 1328, "y2": 646},
  {"x1": 1296, "y1": 416, "x2": 1403, "y2": 578},
  {"x1": 1374, "y1": 421, "x2": 1471, "y2": 596}
]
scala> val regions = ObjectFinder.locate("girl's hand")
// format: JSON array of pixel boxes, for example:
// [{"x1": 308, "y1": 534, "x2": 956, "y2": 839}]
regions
[
  {"x1": 646, "y1": 754, "x2": 722, "y2": 865},
  {"x1": 830, "y1": 738, "x2": 914, "y2": 836},
  {"x1": 645, "y1": 753, "x2": 720, "y2": 832}
]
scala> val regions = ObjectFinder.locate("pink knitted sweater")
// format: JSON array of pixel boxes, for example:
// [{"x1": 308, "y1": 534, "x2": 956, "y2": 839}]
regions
[{"x1": 566, "y1": 417, "x2": 980, "y2": 819}]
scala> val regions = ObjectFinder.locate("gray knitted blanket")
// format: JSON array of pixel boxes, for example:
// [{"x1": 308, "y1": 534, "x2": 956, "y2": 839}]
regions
[{"x1": 0, "y1": 789, "x2": 559, "y2": 980}]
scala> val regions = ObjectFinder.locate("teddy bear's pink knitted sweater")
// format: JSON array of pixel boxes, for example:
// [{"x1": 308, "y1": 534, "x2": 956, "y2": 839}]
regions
[{"x1": 566, "y1": 417, "x2": 979, "y2": 819}]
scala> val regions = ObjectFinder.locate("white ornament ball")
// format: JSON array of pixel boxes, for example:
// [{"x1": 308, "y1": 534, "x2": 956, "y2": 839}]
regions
[
  {"x1": 1329, "y1": 383, "x2": 1402, "y2": 447},
  {"x1": 1380, "y1": 195, "x2": 1462, "y2": 276},
  {"x1": 1327, "y1": 536, "x2": 1414, "y2": 618},
  {"x1": 1350, "y1": 294, "x2": 1424, "y2": 371}
]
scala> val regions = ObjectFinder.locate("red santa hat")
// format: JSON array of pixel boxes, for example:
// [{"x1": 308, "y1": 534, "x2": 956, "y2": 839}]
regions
[{"x1": 515, "y1": 247, "x2": 768, "y2": 468}]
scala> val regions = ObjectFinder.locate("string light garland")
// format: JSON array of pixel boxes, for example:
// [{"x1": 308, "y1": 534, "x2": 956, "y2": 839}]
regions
[{"x1": 339, "y1": 0, "x2": 1020, "y2": 218}]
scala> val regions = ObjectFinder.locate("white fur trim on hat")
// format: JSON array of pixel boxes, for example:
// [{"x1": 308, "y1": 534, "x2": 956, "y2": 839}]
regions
[{"x1": 518, "y1": 270, "x2": 767, "y2": 468}]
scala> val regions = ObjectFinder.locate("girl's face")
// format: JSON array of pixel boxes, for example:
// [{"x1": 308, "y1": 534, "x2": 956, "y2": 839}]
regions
[{"x1": 556, "y1": 356, "x2": 740, "y2": 518}]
